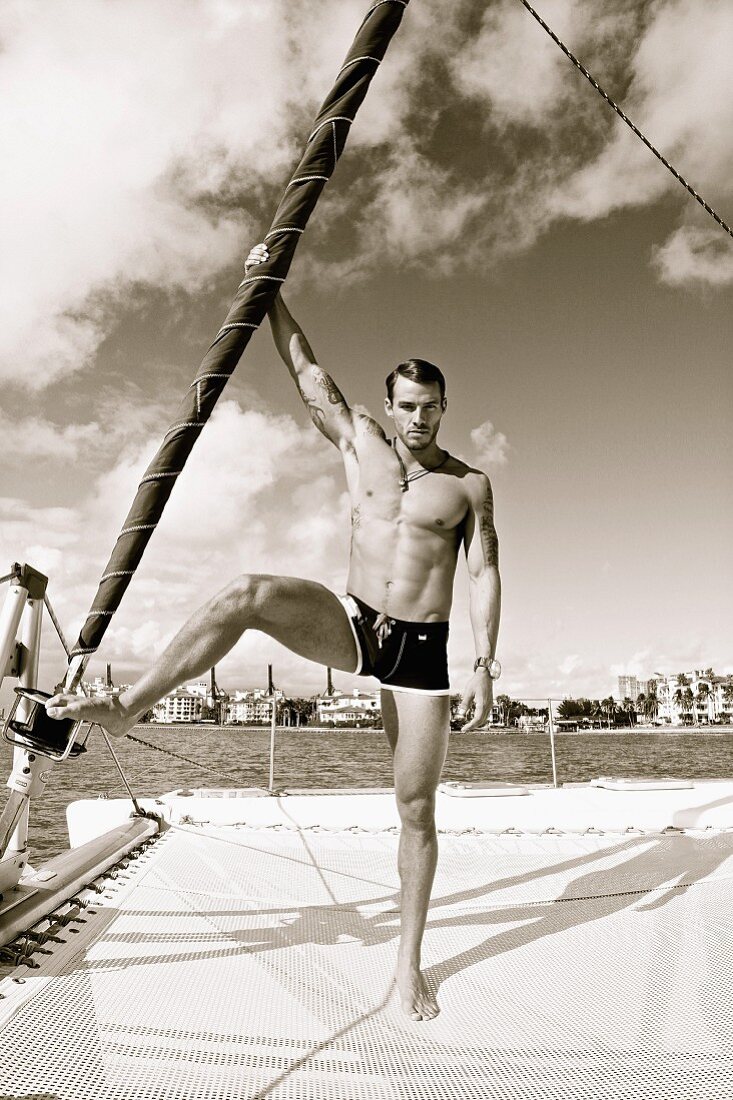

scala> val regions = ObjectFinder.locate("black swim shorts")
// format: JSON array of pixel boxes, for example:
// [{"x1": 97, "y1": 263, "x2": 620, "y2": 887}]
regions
[{"x1": 338, "y1": 593, "x2": 450, "y2": 696}]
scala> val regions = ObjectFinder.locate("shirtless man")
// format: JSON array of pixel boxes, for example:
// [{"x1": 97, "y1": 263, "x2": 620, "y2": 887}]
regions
[{"x1": 46, "y1": 243, "x2": 502, "y2": 1022}]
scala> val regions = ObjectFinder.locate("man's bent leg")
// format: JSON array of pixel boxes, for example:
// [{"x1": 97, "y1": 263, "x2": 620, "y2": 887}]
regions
[
  {"x1": 46, "y1": 575, "x2": 359, "y2": 736},
  {"x1": 381, "y1": 688, "x2": 450, "y2": 1021}
]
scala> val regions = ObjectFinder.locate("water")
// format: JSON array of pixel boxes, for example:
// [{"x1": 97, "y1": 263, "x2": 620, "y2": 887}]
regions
[{"x1": 4, "y1": 724, "x2": 733, "y2": 864}]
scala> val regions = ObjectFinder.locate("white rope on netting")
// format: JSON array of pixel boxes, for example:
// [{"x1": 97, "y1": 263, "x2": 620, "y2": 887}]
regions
[{"x1": 518, "y1": 0, "x2": 733, "y2": 239}]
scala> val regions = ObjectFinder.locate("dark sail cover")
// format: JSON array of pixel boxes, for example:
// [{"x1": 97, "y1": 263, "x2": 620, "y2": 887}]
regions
[{"x1": 68, "y1": 0, "x2": 409, "y2": 683}]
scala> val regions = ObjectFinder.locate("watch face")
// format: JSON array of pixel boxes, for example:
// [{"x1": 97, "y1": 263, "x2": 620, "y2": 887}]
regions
[{"x1": 488, "y1": 659, "x2": 501, "y2": 679}]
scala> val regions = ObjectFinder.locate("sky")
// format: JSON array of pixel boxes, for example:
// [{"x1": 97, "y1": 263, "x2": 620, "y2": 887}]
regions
[{"x1": 1, "y1": 0, "x2": 731, "y2": 706}]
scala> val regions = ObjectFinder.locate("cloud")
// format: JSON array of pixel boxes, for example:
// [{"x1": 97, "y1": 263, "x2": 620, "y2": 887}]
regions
[
  {"x1": 0, "y1": 414, "x2": 100, "y2": 461},
  {"x1": 0, "y1": 0, "x2": 401, "y2": 389},
  {"x1": 652, "y1": 225, "x2": 733, "y2": 287},
  {"x1": 559, "y1": 654, "x2": 583, "y2": 676},
  {"x1": 4, "y1": 0, "x2": 731, "y2": 396},
  {"x1": 470, "y1": 420, "x2": 510, "y2": 468},
  {"x1": 609, "y1": 652, "x2": 654, "y2": 679},
  {"x1": 542, "y1": 0, "x2": 733, "y2": 280}
]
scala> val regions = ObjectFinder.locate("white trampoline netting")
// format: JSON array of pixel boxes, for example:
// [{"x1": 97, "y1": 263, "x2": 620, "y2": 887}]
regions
[{"x1": 2, "y1": 823, "x2": 733, "y2": 1099}]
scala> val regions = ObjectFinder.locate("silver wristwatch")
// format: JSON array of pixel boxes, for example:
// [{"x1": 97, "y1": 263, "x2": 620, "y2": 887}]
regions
[{"x1": 474, "y1": 656, "x2": 501, "y2": 679}]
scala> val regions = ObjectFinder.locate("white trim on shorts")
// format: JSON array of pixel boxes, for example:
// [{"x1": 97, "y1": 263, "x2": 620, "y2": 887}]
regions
[
  {"x1": 337, "y1": 594, "x2": 363, "y2": 675},
  {"x1": 381, "y1": 683, "x2": 452, "y2": 697}
]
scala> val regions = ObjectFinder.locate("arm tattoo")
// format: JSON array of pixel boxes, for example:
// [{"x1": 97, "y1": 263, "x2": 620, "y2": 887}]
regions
[
  {"x1": 296, "y1": 382, "x2": 328, "y2": 436},
  {"x1": 296, "y1": 367, "x2": 349, "y2": 440},
  {"x1": 357, "y1": 413, "x2": 387, "y2": 439},
  {"x1": 480, "y1": 485, "x2": 499, "y2": 568},
  {"x1": 313, "y1": 367, "x2": 347, "y2": 407}
]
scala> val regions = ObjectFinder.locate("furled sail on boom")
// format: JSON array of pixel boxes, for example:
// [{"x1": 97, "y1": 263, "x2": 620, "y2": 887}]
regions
[{"x1": 66, "y1": 0, "x2": 410, "y2": 690}]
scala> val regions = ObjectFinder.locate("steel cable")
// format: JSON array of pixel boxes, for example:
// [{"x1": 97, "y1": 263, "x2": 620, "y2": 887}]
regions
[{"x1": 518, "y1": 0, "x2": 733, "y2": 239}]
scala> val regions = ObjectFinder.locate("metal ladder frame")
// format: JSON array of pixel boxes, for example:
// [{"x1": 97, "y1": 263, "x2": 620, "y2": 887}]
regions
[{"x1": 0, "y1": 564, "x2": 52, "y2": 896}]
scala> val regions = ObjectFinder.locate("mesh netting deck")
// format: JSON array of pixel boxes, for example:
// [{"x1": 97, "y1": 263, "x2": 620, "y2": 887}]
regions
[{"x1": 3, "y1": 824, "x2": 733, "y2": 1098}]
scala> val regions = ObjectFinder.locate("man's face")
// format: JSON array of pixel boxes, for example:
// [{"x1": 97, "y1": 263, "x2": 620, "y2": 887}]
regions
[{"x1": 385, "y1": 377, "x2": 446, "y2": 452}]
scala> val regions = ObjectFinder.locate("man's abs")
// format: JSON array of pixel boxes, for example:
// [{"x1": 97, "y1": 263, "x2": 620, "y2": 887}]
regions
[{"x1": 347, "y1": 517, "x2": 461, "y2": 621}]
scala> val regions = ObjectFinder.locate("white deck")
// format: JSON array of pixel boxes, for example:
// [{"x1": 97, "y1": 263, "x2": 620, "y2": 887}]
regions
[
  {"x1": 2, "y1": 784, "x2": 733, "y2": 1098},
  {"x1": 64, "y1": 776, "x2": 733, "y2": 845}
]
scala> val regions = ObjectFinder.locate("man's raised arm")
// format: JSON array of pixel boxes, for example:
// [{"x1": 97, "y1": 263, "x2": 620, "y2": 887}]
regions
[
  {"x1": 460, "y1": 472, "x2": 502, "y2": 732},
  {"x1": 245, "y1": 244, "x2": 354, "y2": 448}
]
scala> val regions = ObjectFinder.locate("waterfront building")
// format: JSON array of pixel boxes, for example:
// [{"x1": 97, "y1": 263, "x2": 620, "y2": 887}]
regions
[
  {"x1": 82, "y1": 678, "x2": 132, "y2": 700},
  {"x1": 225, "y1": 688, "x2": 285, "y2": 724},
  {"x1": 616, "y1": 675, "x2": 657, "y2": 702},
  {"x1": 153, "y1": 687, "x2": 204, "y2": 724},
  {"x1": 654, "y1": 670, "x2": 731, "y2": 724},
  {"x1": 317, "y1": 689, "x2": 381, "y2": 726},
  {"x1": 516, "y1": 715, "x2": 546, "y2": 732}
]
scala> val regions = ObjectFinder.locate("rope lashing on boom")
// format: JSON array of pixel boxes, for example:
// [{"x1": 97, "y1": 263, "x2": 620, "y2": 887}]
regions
[
  {"x1": 64, "y1": 0, "x2": 410, "y2": 691},
  {"x1": 518, "y1": 0, "x2": 733, "y2": 239}
]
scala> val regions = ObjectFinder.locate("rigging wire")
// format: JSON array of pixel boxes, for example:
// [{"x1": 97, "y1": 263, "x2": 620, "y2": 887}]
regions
[
  {"x1": 99, "y1": 727, "x2": 146, "y2": 816},
  {"x1": 518, "y1": 0, "x2": 733, "y2": 240},
  {"x1": 43, "y1": 594, "x2": 71, "y2": 659},
  {"x1": 126, "y1": 731, "x2": 246, "y2": 785}
]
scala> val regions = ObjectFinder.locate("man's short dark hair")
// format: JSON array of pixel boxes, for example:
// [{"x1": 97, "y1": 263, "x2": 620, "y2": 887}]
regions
[{"x1": 385, "y1": 358, "x2": 446, "y2": 403}]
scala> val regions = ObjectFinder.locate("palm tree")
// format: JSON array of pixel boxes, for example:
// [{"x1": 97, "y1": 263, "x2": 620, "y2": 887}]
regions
[
  {"x1": 495, "y1": 693, "x2": 511, "y2": 726},
  {"x1": 677, "y1": 686, "x2": 691, "y2": 721},
  {"x1": 622, "y1": 696, "x2": 635, "y2": 728},
  {"x1": 644, "y1": 688, "x2": 658, "y2": 723},
  {"x1": 675, "y1": 673, "x2": 690, "y2": 721},
  {"x1": 721, "y1": 681, "x2": 733, "y2": 723},
  {"x1": 602, "y1": 696, "x2": 616, "y2": 728},
  {"x1": 696, "y1": 681, "x2": 711, "y2": 724},
  {"x1": 673, "y1": 687, "x2": 687, "y2": 725},
  {"x1": 558, "y1": 698, "x2": 581, "y2": 720}
]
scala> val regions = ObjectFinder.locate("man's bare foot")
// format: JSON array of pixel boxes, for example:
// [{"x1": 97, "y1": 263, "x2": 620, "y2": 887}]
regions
[
  {"x1": 395, "y1": 960, "x2": 439, "y2": 1022},
  {"x1": 45, "y1": 693, "x2": 136, "y2": 739}
]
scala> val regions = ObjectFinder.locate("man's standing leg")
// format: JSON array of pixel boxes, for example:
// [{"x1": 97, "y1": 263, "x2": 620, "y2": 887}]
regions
[{"x1": 381, "y1": 688, "x2": 450, "y2": 1021}]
